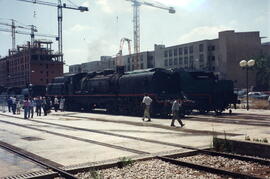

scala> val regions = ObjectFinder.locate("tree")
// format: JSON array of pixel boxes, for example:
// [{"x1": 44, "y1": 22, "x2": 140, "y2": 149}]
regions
[{"x1": 254, "y1": 56, "x2": 270, "y2": 90}]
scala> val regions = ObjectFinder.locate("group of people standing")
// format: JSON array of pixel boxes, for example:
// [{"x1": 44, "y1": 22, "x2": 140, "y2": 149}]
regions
[
  {"x1": 141, "y1": 94, "x2": 185, "y2": 127},
  {"x1": 6, "y1": 96, "x2": 65, "y2": 119}
]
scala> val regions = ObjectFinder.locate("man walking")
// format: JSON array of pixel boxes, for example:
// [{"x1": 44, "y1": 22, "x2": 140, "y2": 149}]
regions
[
  {"x1": 142, "y1": 93, "x2": 152, "y2": 122},
  {"x1": 171, "y1": 98, "x2": 185, "y2": 127}
]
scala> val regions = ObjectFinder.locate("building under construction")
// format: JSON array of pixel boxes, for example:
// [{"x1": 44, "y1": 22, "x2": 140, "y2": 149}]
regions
[{"x1": 0, "y1": 40, "x2": 63, "y2": 89}]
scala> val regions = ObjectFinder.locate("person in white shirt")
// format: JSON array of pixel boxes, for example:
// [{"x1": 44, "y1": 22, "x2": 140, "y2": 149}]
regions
[
  {"x1": 142, "y1": 93, "x2": 152, "y2": 122},
  {"x1": 171, "y1": 98, "x2": 185, "y2": 127}
]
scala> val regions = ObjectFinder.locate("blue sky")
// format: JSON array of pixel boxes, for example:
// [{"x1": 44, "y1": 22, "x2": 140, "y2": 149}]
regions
[{"x1": 0, "y1": 0, "x2": 269, "y2": 71}]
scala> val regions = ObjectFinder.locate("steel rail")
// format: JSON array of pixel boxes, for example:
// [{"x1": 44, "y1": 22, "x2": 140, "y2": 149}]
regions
[
  {"x1": 158, "y1": 156, "x2": 265, "y2": 179},
  {"x1": 0, "y1": 140, "x2": 77, "y2": 179}
]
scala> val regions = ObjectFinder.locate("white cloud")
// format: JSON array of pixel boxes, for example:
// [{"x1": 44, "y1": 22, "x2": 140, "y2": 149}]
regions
[
  {"x1": 178, "y1": 25, "x2": 232, "y2": 43},
  {"x1": 81, "y1": 1, "x2": 90, "y2": 7},
  {"x1": 96, "y1": 0, "x2": 113, "y2": 13},
  {"x1": 154, "y1": 0, "x2": 205, "y2": 9},
  {"x1": 69, "y1": 24, "x2": 92, "y2": 32},
  {"x1": 95, "y1": 0, "x2": 130, "y2": 14}
]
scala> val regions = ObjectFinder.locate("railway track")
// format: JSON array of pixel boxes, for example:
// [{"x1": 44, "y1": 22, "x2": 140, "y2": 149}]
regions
[
  {"x1": 0, "y1": 113, "x2": 239, "y2": 154},
  {"x1": 72, "y1": 150, "x2": 270, "y2": 179},
  {"x1": 0, "y1": 140, "x2": 77, "y2": 179},
  {"x1": 0, "y1": 113, "x2": 269, "y2": 178}
]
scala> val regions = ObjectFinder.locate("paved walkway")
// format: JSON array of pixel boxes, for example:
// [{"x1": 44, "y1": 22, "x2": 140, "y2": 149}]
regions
[{"x1": 0, "y1": 108, "x2": 269, "y2": 177}]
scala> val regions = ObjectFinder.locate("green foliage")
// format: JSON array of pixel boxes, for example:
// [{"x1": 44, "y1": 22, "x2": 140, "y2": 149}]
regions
[
  {"x1": 89, "y1": 170, "x2": 103, "y2": 179},
  {"x1": 118, "y1": 157, "x2": 134, "y2": 168},
  {"x1": 212, "y1": 133, "x2": 233, "y2": 152},
  {"x1": 254, "y1": 56, "x2": 270, "y2": 90},
  {"x1": 245, "y1": 135, "x2": 251, "y2": 141},
  {"x1": 252, "y1": 137, "x2": 268, "y2": 143}
]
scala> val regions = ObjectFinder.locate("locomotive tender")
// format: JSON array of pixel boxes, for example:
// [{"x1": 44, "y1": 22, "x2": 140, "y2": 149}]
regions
[{"x1": 47, "y1": 68, "x2": 182, "y2": 116}]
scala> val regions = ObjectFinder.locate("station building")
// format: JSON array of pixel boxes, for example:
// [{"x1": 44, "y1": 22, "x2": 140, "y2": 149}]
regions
[{"x1": 0, "y1": 40, "x2": 63, "y2": 88}]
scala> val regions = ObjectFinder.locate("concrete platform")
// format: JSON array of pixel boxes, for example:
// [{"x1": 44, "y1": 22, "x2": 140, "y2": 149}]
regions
[{"x1": 0, "y1": 108, "x2": 269, "y2": 177}]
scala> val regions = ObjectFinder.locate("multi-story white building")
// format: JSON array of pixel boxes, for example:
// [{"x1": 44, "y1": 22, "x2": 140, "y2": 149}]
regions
[{"x1": 69, "y1": 30, "x2": 268, "y2": 88}]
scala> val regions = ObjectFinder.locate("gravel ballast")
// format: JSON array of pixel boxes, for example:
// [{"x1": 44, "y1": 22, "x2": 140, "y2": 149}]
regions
[
  {"x1": 75, "y1": 159, "x2": 225, "y2": 179},
  {"x1": 177, "y1": 154, "x2": 270, "y2": 178}
]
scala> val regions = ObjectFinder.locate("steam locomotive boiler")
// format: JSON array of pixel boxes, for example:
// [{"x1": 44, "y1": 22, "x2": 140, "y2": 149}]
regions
[{"x1": 47, "y1": 68, "x2": 182, "y2": 116}]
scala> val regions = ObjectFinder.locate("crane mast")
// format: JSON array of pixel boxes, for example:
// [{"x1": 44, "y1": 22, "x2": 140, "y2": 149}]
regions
[
  {"x1": 116, "y1": 38, "x2": 132, "y2": 69},
  {"x1": 126, "y1": 0, "x2": 175, "y2": 70},
  {"x1": 16, "y1": 0, "x2": 89, "y2": 62},
  {"x1": 0, "y1": 19, "x2": 38, "y2": 50}
]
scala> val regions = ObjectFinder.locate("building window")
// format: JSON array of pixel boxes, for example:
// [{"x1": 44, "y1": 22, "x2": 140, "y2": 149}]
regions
[
  {"x1": 184, "y1": 57, "x2": 188, "y2": 65},
  {"x1": 199, "y1": 54, "x2": 204, "y2": 62},
  {"x1": 128, "y1": 58, "x2": 130, "y2": 63},
  {"x1": 141, "y1": 55, "x2": 143, "y2": 61},
  {"x1": 169, "y1": 49, "x2": 172, "y2": 57},
  {"x1": 179, "y1": 48, "x2": 182, "y2": 55},
  {"x1": 189, "y1": 46, "x2": 193, "y2": 53},
  {"x1": 174, "y1": 49, "x2": 178, "y2": 56},
  {"x1": 140, "y1": 63, "x2": 144, "y2": 69},
  {"x1": 184, "y1": 47, "x2": 188, "y2": 54},
  {"x1": 164, "y1": 51, "x2": 168, "y2": 57},
  {"x1": 165, "y1": 59, "x2": 168, "y2": 66},
  {"x1": 208, "y1": 45, "x2": 216, "y2": 51},
  {"x1": 199, "y1": 44, "x2": 204, "y2": 52},
  {"x1": 169, "y1": 58, "x2": 172, "y2": 66},
  {"x1": 128, "y1": 66, "x2": 130, "y2": 71},
  {"x1": 179, "y1": 57, "x2": 183, "y2": 65},
  {"x1": 174, "y1": 58, "x2": 178, "y2": 65},
  {"x1": 190, "y1": 56, "x2": 194, "y2": 69}
]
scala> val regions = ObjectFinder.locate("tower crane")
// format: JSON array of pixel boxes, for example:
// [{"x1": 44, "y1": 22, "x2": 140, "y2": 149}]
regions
[
  {"x1": 0, "y1": 27, "x2": 57, "y2": 41},
  {"x1": 0, "y1": 19, "x2": 37, "y2": 50},
  {"x1": 16, "y1": 0, "x2": 89, "y2": 61},
  {"x1": 116, "y1": 38, "x2": 132, "y2": 68},
  {"x1": 125, "y1": 0, "x2": 175, "y2": 70}
]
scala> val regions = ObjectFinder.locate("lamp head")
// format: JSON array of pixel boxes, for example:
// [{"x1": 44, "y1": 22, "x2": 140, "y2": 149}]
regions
[
  {"x1": 239, "y1": 60, "x2": 247, "y2": 67},
  {"x1": 247, "y1": 59, "x2": 255, "y2": 67}
]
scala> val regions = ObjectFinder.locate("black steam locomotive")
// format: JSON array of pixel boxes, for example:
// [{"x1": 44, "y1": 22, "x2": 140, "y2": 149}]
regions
[{"x1": 47, "y1": 68, "x2": 188, "y2": 116}]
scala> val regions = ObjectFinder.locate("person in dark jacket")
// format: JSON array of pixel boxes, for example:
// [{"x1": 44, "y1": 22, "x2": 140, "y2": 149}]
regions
[
  {"x1": 23, "y1": 98, "x2": 30, "y2": 119},
  {"x1": 7, "y1": 97, "x2": 12, "y2": 113},
  {"x1": 42, "y1": 97, "x2": 47, "y2": 116},
  {"x1": 35, "y1": 97, "x2": 42, "y2": 116}
]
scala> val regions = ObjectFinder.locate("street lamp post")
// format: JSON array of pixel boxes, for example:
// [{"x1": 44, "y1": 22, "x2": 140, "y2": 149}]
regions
[{"x1": 239, "y1": 59, "x2": 255, "y2": 110}]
